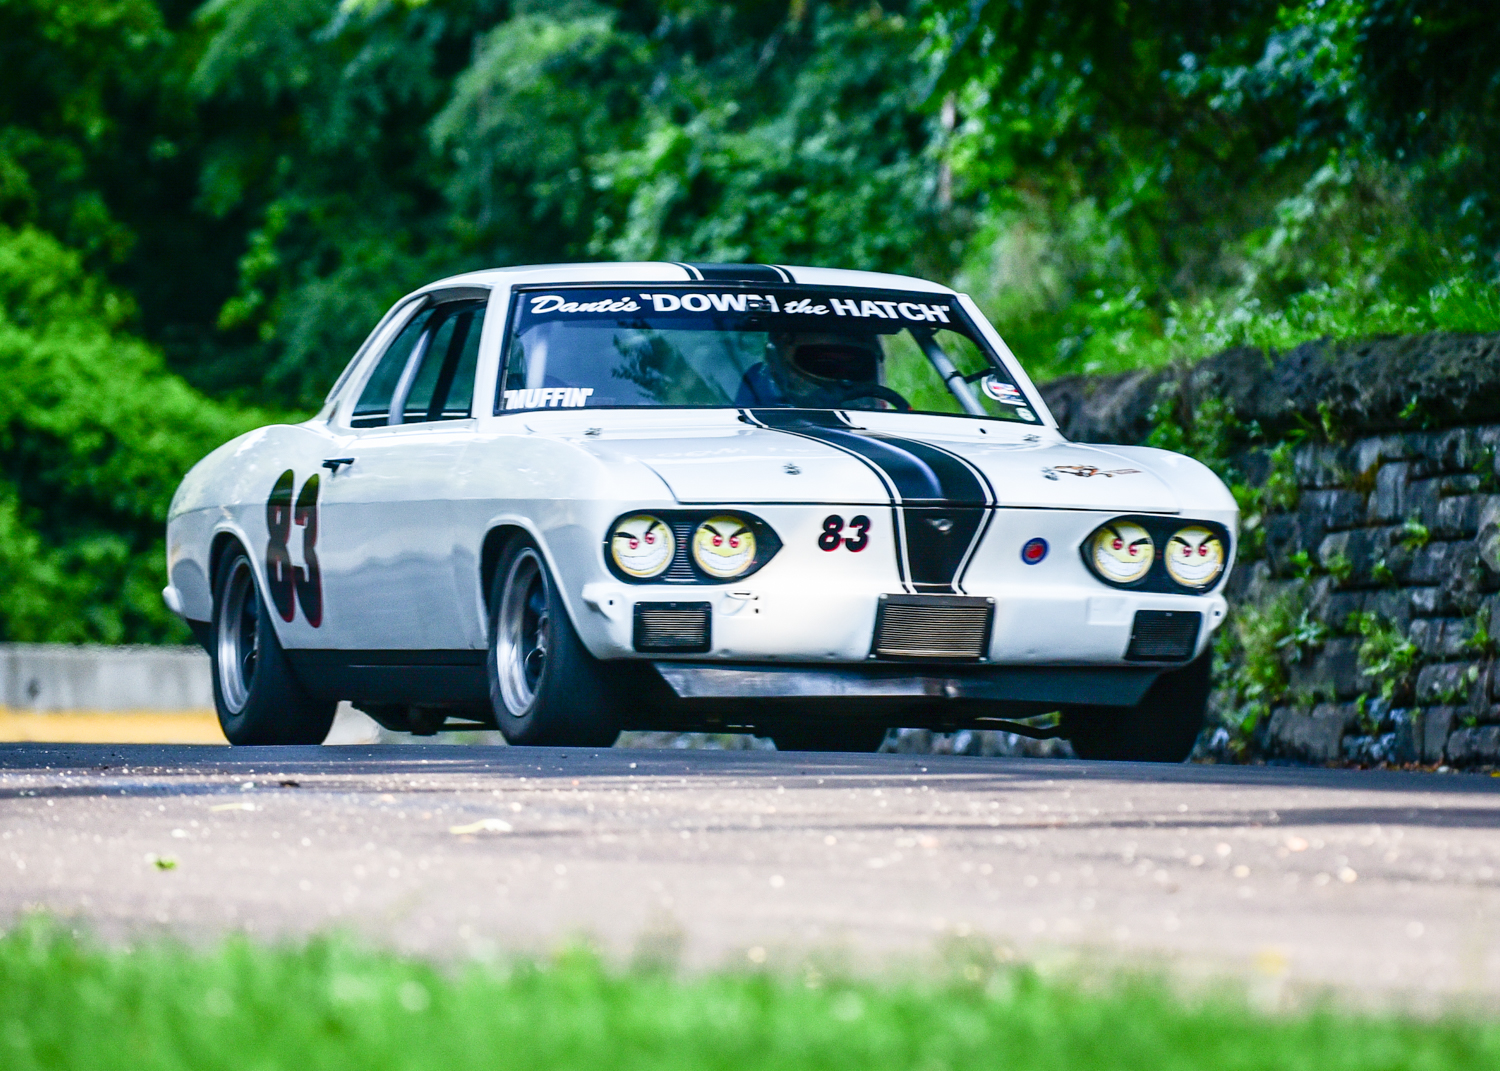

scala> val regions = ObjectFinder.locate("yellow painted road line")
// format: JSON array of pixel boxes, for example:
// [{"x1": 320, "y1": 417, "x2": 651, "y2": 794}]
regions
[{"x1": 0, "y1": 708, "x2": 227, "y2": 744}]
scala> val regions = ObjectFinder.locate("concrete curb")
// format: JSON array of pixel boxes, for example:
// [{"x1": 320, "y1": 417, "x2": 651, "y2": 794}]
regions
[{"x1": 0, "y1": 643, "x2": 211, "y2": 712}]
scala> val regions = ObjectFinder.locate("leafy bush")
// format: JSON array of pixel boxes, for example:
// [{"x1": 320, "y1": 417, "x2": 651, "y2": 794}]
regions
[
  {"x1": 1348, "y1": 611, "x2": 1419, "y2": 702},
  {"x1": 0, "y1": 226, "x2": 269, "y2": 642}
]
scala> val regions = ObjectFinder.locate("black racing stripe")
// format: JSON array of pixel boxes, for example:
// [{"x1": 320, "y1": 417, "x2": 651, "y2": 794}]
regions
[
  {"x1": 746, "y1": 408, "x2": 996, "y2": 592},
  {"x1": 839, "y1": 419, "x2": 995, "y2": 590},
  {"x1": 749, "y1": 410, "x2": 986, "y2": 505},
  {"x1": 673, "y1": 262, "x2": 705, "y2": 280},
  {"x1": 861, "y1": 434, "x2": 989, "y2": 506},
  {"x1": 886, "y1": 428, "x2": 997, "y2": 593},
  {"x1": 738, "y1": 408, "x2": 909, "y2": 589},
  {"x1": 902, "y1": 506, "x2": 987, "y2": 592},
  {"x1": 688, "y1": 263, "x2": 789, "y2": 282}
]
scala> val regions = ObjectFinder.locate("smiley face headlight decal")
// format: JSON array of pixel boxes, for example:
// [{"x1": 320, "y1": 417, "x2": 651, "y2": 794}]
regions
[
  {"x1": 605, "y1": 511, "x2": 782, "y2": 583},
  {"x1": 1165, "y1": 525, "x2": 1226, "y2": 589},
  {"x1": 692, "y1": 516, "x2": 757, "y2": 579},
  {"x1": 1087, "y1": 520, "x2": 1155, "y2": 585},
  {"x1": 1082, "y1": 517, "x2": 1230, "y2": 591},
  {"x1": 609, "y1": 514, "x2": 675, "y2": 578}
]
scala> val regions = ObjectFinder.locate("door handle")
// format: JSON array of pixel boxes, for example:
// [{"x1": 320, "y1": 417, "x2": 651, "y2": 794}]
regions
[{"x1": 322, "y1": 457, "x2": 355, "y2": 473}]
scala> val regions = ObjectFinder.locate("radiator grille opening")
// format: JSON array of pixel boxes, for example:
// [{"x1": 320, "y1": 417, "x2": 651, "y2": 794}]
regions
[
  {"x1": 633, "y1": 601, "x2": 712, "y2": 653},
  {"x1": 1125, "y1": 610, "x2": 1201, "y2": 662},
  {"x1": 872, "y1": 595, "x2": 993, "y2": 660}
]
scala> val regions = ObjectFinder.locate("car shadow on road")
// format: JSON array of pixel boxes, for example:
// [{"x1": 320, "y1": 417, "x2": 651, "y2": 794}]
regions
[{"x1": 2, "y1": 743, "x2": 1498, "y2": 808}]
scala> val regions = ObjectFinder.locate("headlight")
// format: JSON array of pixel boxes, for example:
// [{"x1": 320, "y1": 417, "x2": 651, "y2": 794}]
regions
[
  {"x1": 609, "y1": 514, "x2": 674, "y2": 578},
  {"x1": 1087, "y1": 520, "x2": 1154, "y2": 585},
  {"x1": 691, "y1": 515, "x2": 757, "y2": 578},
  {"x1": 1165, "y1": 525, "x2": 1226, "y2": 589}
]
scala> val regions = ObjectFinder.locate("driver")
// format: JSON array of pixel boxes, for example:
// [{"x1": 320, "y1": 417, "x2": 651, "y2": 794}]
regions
[{"x1": 734, "y1": 331, "x2": 885, "y2": 408}]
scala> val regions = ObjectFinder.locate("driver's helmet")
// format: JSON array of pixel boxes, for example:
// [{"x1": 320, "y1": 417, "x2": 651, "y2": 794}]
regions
[{"x1": 764, "y1": 331, "x2": 883, "y2": 406}]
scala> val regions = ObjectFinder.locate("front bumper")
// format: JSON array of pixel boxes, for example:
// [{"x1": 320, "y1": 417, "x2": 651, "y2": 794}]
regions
[{"x1": 576, "y1": 579, "x2": 1228, "y2": 667}]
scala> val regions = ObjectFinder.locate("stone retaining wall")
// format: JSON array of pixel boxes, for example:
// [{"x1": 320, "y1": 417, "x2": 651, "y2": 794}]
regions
[
  {"x1": 1233, "y1": 425, "x2": 1500, "y2": 766},
  {"x1": 1038, "y1": 331, "x2": 1500, "y2": 768}
]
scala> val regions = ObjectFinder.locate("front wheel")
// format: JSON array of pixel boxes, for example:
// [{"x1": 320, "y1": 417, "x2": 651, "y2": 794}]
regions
[
  {"x1": 488, "y1": 538, "x2": 622, "y2": 747},
  {"x1": 211, "y1": 547, "x2": 336, "y2": 745},
  {"x1": 1060, "y1": 651, "x2": 1211, "y2": 762}
]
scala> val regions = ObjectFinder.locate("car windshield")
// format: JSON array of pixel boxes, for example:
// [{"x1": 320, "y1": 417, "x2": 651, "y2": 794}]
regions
[{"x1": 497, "y1": 285, "x2": 1039, "y2": 423}]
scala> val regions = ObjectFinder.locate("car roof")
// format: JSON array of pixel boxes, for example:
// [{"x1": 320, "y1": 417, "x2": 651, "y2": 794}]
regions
[{"x1": 417, "y1": 262, "x2": 957, "y2": 296}]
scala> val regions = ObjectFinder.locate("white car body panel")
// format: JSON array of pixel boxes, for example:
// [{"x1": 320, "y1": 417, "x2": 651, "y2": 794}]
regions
[{"x1": 166, "y1": 261, "x2": 1238, "y2": 720}]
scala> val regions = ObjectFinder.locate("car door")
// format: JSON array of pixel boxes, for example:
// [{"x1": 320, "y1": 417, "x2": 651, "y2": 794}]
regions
[{"x1": 312, "y1": 291, "x2": 489, "y2": 652}]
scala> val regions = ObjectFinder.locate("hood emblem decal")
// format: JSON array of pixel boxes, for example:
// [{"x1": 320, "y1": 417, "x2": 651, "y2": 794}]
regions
[{"x1": 1042, "y1": 464, "x2": 1141, "y2": 480}]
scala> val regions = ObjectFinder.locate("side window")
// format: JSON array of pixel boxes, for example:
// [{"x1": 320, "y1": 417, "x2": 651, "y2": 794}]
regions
[
  {"x1": 401, "y1": 301, "x2": 485, "y2": 422},
  {"x1": 352, "y1": 308, "x2": 435, "y2": 427},
  {"x1": 349, "y1": 297, "x2": 487, "y2": 427},
  {"x1": 884, "y1": 328, "x2": 1040, "y2": 423}
]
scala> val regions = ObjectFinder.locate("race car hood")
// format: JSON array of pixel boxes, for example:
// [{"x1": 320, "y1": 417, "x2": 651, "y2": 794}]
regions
[{"x1": 556, "y1": 410, "x2": 1183, "y2": 512}]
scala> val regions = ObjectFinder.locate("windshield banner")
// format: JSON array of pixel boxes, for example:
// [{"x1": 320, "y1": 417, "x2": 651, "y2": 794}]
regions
[{"x1": 517, "y1": 288, "x2": 955, "y2": 327}]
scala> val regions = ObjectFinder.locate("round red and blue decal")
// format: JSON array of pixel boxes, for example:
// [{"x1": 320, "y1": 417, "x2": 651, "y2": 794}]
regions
[{"x1": 1021, "y1": 537, "x2": 1048, "y2": 564}]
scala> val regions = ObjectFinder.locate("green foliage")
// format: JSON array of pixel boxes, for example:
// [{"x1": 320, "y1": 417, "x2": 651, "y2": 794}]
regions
[
  {"x1": 1229, "y1": 441, "x2": 1301, "y2": 564},
  {"x1": 19, "y1": 0, "x2": 1494, "y2": 409},
  {"x1": 0, "y1": 225, "x2": 269, "y2": 642},
  {"x1": 186, "y1": 0, "x2": 951, "y2": 404},
  {"x1": 1216, "y1": 597, "x2": 1296, "y2": 740},
  {"x1": 1473, "y1": 445, "x2": 1498, "y2": 492},
  {"x1": 1146, "y1": 390, "x2": 1240, "y2": 477},
  {"x1": 1400, "y1": 518, "x2": 1431, "y2": 551},
  {"x1": 934, "y1": 0, "x2": 1500, "y2": 382},
  {"x1": 1276, "y1": 608, "x2": 1330, "y2": 664},
  {"x1": 1349, "y1": 611, "x2": 1419, "y2": 701},
  {"x1": 1261, "y1": 441, "x2": 1301, "y2": 513},
  {"x1": 1285, "y1": 551, "x2": 1316, "y2": 580},
  {"x1": 2, "y1": 919, "x2": 1498, "y2": 1071},
  {"x1": 1465, "y1": 603, "x2": 1496, "y2": 657},
  {"x1": 0, "y1": 0, "x2": 167, "y2": 258}
]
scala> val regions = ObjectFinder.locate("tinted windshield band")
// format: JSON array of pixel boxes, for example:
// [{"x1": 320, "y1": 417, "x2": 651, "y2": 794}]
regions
[
  {"x1": 493, "y1": 285, "x2": 1038, "y2": 423},
  {"x1": 513, "y1": 286, "x2": 958, "y2": 330}
]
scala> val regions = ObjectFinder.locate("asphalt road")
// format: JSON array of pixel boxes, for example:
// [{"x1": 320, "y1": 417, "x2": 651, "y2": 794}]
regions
[{"x1": 3, "y1": 743, "x2": 1499, "y2": 1001}]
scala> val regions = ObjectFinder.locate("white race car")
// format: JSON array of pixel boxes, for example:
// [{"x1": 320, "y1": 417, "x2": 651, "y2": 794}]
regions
[{"x1": 164, "y1": 262, "x2": 1236, "y2": 758}]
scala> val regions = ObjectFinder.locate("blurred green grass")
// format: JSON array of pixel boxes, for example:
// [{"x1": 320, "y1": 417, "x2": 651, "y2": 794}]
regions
[{"x1": 2, "y1": 920, "x2": 1495, "y2": 1071}]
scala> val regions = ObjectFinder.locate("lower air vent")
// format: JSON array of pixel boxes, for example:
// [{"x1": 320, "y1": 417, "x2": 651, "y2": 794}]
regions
[
  {"x1": 633, "y1": 602, "x2": 712, "y2": 653},
  {"x1": 1125, "y1": 610, "x2": 1201, "y2": 662},
  {"x1": 872, "y1": 595, "x2": 993, "y2": 660}
]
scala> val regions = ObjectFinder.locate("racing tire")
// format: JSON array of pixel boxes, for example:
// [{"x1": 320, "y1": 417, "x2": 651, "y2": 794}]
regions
[
  {"x1": 487, "y1": 537, "x2": 622, "y2": 747},
  {"x1": 1059, "y1": 650, "x2": 1211, "y2": 762},
  {"x1": 210, "y1": 547, "x2": 337, "y2": 745},
  {"x1": 769, "y1": 722, "x2": 889, "y2": 753}
]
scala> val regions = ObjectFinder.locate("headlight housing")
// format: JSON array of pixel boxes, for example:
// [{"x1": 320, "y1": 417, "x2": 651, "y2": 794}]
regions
[
  {"x1": 604, "y1": 510, "x2": 782, "y2": 583},
  {"x1": 1081, "y1": 516, "x2": 1232, "y2": 593},
  {"x1": 608, "y1": 514, "x2": 675, "y2": 578},
  {"x1": 1164, "y1": 525, "x2": 1226, "y2": 590},
  {"x1": 1085, "y1": 520, "x2": 1155, "y2": 586},
  {"x1": 691, "y1": 515, "x2": 758, "y2": 578}
]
